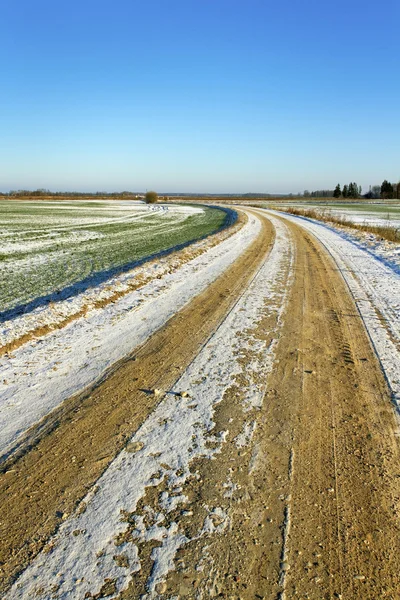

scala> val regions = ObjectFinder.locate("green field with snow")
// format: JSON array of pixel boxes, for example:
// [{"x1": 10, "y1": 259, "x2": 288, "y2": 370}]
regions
[{"x1": 0, "y1": 200, "x2": 228, "y2": 313}]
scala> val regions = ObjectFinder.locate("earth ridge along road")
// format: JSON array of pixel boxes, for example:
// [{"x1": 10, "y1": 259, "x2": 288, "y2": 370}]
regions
[{"x1": 2, "y1": 209, "x2": 400, "y2": 599}]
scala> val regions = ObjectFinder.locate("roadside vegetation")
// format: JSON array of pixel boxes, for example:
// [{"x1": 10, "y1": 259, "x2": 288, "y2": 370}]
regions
[{"x1": 280, "y1": 206, "x2": 400, "y2": 243}]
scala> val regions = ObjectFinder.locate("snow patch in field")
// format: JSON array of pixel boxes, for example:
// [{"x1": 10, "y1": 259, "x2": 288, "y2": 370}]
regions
[
  {"x1": 0, "y1": 216, "x2": 229, "y2": 349},
  {"x1": 0, "y1": 201, "x2": 207, "y2": 313},
  {"x1": 7, "y1": 214, "x2": 294, "y2": 599},
  {"x1": 0, "y1": 229, "x2": 105, "y2": 255}
]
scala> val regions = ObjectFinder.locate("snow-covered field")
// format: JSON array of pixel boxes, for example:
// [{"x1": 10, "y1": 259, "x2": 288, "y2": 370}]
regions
[
  {"x1": 272, "y1": 202, "x2": 400, "y2": 228},
  {"x1": 323, "y1": 203, "x2": 400, "y2": 226},
  {"x1": 0, "y1": 200, "x2": 226, "y2": 313}
]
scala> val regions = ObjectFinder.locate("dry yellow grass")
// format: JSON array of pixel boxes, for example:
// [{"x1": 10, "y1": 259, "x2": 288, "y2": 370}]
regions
[{"x1": 281, "y1": 206, "x2": 400, "y2": 243}]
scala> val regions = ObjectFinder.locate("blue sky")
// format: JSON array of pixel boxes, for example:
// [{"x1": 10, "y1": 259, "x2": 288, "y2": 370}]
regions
[{"x1": 1, "y1": 0, "x2": 399, "y2": 193}]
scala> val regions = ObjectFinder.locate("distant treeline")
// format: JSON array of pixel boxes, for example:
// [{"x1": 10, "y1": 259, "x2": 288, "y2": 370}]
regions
[
  {"x1": 303, "y1": 189, "x2": 336, "y2": 198},
  {"x1": 1, "y1": 183, "x2": 400, "y2": 200},
  {"x1": 1, "y1": 189, "x2": 142, "y2": 198},
  {"x1": 0, "y1": 189, "x2": 280, "y2": 199},
  {"x1": 304, "y1": 179, "x2": 400, "y2": 200},
  {"x1": 304, "y1": 183, "x2": 362, "y2": 199},
  {"x1": 0, "y1": 189, "x2": 282, "y2": 199},
  {"x1": 364, "y1": 180, "x2": 400, "y2": 199}
]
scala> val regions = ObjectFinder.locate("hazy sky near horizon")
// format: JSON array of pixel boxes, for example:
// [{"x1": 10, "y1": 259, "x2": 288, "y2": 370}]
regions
[{"x1": 1, "y1": 0, "x2": 399, "y2": 194}]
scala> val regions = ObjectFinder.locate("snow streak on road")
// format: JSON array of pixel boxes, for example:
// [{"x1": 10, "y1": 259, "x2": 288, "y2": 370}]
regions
[
  {"x1": 274, "y1": 210, "x2": 400, "y2": 409},
  {"x1": 7, "y1": 216, "x2": 294, "y2": 599},
  {"x1": 0, "y1": 214, "x2": 258, "y2": 458}
]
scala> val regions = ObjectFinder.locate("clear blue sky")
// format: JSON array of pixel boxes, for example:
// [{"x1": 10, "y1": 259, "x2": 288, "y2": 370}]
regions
[{"x1": 1, "y1": 0, "x2": 399, "y2": 193}]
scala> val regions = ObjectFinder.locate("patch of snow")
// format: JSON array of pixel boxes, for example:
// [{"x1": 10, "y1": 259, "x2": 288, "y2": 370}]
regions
[
  {"x1": 222, "y1": 478, "x2": 239, "y2": 498},
  {"x1": 0, "y1": 229, "x2": 105, "y2": 255},
  {"x1": 234, "y1": 420, "x2": 257, "y2": 448},
  {"x1": 200, "y1": 507, "x2": 229, "y2": 535},
  {"x1": 159, "y1": 492, "x2": 189, "y2": 513}
]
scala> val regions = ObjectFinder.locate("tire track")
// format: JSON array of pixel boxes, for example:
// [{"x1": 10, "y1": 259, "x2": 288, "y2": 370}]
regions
[{"x1": 151, "y1": 211, "x2": 400, "y2": 600}]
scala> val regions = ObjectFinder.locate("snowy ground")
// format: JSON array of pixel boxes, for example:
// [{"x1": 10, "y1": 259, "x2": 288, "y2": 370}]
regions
[
  {"x1": 321, "y1": 223, "x2": 400, "y2": 270},
  {"x1": 0, "y1": 212, "x2": 256, "y2": 459},
  {"x1": 0, "y1": 200, "x2": 225, "y2": 312},
  {"x1": 322, "y1": 204, "x2": 400, "y2": 227},
  {"x1": 6, "y1": 215, "x2": 294, "y2": 600},
  {"x1": 272, "y1": 202, "x2": 400, "y2": 227},
  {"x1": 4, "y1": 208, "x2": 400, "y2": 599},
  {"x1": 272, "y1": 210, "x2": 400, "y2": 410}
]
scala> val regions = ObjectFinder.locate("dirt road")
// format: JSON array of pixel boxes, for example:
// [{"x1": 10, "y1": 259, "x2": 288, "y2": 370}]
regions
[{"x1": 2, "y1": 209, "x2": 399, "y2": 600}]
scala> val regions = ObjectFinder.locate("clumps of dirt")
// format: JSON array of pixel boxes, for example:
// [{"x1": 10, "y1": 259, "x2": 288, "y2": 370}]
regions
[{"x1": 84, "y1": 578, "x2": 117, "y2": 599}]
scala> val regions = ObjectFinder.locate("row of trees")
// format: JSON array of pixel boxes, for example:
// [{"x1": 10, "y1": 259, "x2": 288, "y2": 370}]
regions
[
  {"x1": 303, "y1": 183, "x2": 362, "y2": 198},
  {"x1": 337, "y1": 180, "x2": 400, "y2": 200},
  {"x1": 303, "y1": 189, "x2": 335, "y2": 197},
  {"x1": 367, "y1": 180, "x2": 400, "y2": 199},
  {"x1": 2, "y1": 189, "x2": 143, "y2": 198},
  {"x1": 305, "y1": 179, "x2": 400, "y2": 200},
  {"x1": 333, "y1": 182, "x2": 362, "y2": 198},
  {"x1": 0, "y1": 189, "x2": 163, "y2": 202}
]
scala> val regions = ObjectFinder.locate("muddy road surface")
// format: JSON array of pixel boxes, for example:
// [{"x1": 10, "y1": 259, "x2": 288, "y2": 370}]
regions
[{"x1": 1, "y1": 209, "x2": 399, "y2": 600}]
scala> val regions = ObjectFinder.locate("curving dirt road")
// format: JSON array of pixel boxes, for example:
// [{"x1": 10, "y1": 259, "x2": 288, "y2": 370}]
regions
[{"x1": 1, "y1": 209, "x2": 399, "y2": 600}]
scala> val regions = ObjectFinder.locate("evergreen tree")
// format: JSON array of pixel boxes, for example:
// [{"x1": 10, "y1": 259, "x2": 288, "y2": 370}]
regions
[
  {"x1": 346, "y1": 182, "x2": 360, "y2": 199},
  {"x1": 333, "y1": 184, "x2": 341, "y2": 198},
  {"x1": 381, "y1": 180, "x2": 393, "y2": 199},
  {"x1": 342, "y1": 184, "x2": 348, "y2": 198}
]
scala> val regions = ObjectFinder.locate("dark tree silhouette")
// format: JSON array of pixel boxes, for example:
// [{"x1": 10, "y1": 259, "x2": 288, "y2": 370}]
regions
[{"x1": 333, "y1": 184, "x2": 341, "y2": 198}]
